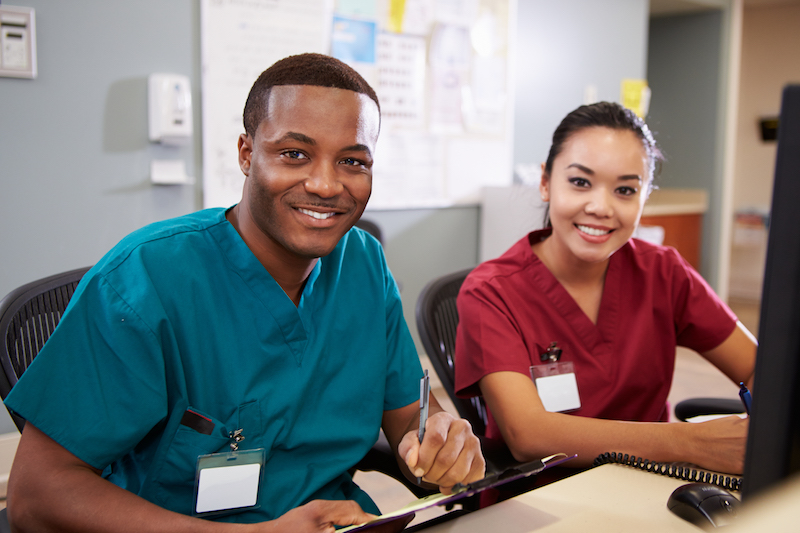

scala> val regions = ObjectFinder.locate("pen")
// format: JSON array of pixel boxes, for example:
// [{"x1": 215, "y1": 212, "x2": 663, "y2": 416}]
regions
[
  {"x1": 417, "y1": 369, "x2": 430, "y2": 484},
  {"x1": 739, "y1": 382, "x2": 752, "y2": 415}
]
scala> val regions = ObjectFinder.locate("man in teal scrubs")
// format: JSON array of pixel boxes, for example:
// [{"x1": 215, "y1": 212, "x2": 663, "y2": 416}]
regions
[{"x1": 4, "y1": 53, "x2": 485, "y2": 532}]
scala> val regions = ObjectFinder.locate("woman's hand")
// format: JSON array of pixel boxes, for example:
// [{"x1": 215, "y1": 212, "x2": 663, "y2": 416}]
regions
[{"x1": 681, "y1": 415, "x2": 749, "y2": 475}]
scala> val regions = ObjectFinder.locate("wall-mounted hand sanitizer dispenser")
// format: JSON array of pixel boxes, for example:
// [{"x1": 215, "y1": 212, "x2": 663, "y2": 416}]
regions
[{"x1": 148, "y1": 73, "x2": 192, "y2": 146}]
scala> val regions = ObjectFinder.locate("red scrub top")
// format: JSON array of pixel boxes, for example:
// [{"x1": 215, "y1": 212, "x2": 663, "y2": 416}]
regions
[{"x1": 455, "y1": 230, "x2": 737, "y2": 441}]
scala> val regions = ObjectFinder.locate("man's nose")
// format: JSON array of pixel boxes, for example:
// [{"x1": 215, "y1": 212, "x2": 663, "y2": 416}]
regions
[{"x1": 304, "y1": 162, "x2": 343, "y2": 198}]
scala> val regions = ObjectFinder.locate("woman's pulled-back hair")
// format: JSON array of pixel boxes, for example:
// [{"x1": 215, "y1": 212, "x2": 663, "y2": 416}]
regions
[
  {"x1": 242, "y1": 53, "x2": 380, "y2": 137},
  {"x1": 544, "y1": 101, "x2": 662, "y2": 181}
]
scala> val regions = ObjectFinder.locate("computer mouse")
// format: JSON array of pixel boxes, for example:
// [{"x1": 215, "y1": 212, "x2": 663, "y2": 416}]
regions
[{"x1": 667, "y1": 482, "x2": 741, "y2": 528}]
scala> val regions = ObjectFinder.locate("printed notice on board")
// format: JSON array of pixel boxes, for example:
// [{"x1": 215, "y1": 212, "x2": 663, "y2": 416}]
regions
[
  {"x1": 200, "y1": 0, "x2": 513, "y2": 210},
  {"x1": 200, "y1": 0, "x2": 333, "y2": 208}
]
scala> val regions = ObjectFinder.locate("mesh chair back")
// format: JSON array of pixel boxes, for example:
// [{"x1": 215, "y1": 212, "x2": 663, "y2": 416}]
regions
[
  {"x1": 415, "y1": 268, "x2": 489, "y2": 436},
  {"x1": 354, "y1": 218, "x2": 383, "y2": 245},
  {"x1": 0, "y1": 267, "x2": 91, "y2": 431}
]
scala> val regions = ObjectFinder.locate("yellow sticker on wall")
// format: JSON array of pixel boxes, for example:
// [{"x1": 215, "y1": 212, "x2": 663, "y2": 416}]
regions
[
  {"x1": 388, "y1": 0, "x2": 406, "y2": 33},
  {"x1": 621, "y1": 79, "x2": 651, "y2": 118}
]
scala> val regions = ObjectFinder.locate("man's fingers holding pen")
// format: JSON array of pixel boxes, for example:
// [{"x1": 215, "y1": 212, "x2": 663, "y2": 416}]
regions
[
  {"x1": 404, "y1": 412, "x2": 485, "y2": 491},
  {"x1": 420, "y1": 417, "x2": 484, "y2": 492}
]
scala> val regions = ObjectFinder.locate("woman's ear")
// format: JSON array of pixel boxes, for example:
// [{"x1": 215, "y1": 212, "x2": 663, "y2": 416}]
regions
[{"x1": 539, "y1": 163, "x2": 550, "y2": 202}]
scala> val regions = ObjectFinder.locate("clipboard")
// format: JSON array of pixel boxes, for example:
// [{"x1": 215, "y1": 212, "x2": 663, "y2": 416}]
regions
[{"x1": 339, "y1": 452, "x2": 577, "y2": 532}]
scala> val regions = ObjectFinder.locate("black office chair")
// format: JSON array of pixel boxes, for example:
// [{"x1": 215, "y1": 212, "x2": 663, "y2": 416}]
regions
[
  {"x1": 415, "y1": 269, "x2": 486, "y2": 434},
  {"x1": 0, "y1": 266, "x2": 433, "y2": 530},
  {"x1": 0, "y1": 266, "x2": 91, "y2": 533},
  {"x1": 415, "y1": 268, "x2": 521, "y2": 475},
  {"x1": 0, "y1": 266, "x2": 92, "y2": 431},
  {"x1": 355, "y1": 218, "x2": 383, "y2": 246}
]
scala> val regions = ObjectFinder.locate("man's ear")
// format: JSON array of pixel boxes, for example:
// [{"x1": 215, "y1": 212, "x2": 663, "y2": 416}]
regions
[{"x1": 238, "y1": 133, "x2": 253, "y2": 175}]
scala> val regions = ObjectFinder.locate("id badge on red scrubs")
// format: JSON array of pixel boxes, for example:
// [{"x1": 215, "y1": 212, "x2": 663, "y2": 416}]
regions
[
  {"x1": 530, "y1": 342, "x2": 580, "y2": 413},
  {"x1": 530, "y1": 361, "x2": 581, "y2": 413}
]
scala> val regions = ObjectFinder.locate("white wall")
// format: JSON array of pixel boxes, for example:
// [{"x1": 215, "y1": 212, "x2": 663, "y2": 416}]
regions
[
  {"x1": 513, "y1": 0, "x2": 649, "y2": 169},
  {"x1": 728, "y1": 3, "x2": 800, "y2": 300},
  {"x1": 733, "y1": 4, "x2": 800, "y2": 213}
]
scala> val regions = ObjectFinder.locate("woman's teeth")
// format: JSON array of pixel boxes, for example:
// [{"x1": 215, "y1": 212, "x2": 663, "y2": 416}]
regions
[{"x1": 577, "y1": 225, "x2": 610, "y2": 236}]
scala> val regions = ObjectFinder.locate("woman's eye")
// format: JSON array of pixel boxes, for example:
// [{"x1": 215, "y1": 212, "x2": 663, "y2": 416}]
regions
[
  {"x1": 568, "y1": 177, "x2": 590, "y2": 188},
  {"x1": 617, "y1": 186, "x2": 638, "y2": 196}
]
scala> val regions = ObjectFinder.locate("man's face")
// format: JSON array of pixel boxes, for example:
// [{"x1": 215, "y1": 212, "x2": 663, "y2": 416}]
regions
[{"x1": 238, "y1": 85, "x2": 379, "y2": 261}]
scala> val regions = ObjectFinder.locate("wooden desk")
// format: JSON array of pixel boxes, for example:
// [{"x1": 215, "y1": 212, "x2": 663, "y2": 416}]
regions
[{"x1": 420, "y1": 464, "x2": 706, "y2": 532}]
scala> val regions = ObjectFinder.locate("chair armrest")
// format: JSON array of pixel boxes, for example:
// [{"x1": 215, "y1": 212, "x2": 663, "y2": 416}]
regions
[{"x1": 674, "y1": 397, "x2": 745, "y2": 422}]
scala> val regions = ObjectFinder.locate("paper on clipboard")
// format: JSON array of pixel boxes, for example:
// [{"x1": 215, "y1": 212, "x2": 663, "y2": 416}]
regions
[{"x1": 339, "y1": 453, "x2": 577, "y2": 532}]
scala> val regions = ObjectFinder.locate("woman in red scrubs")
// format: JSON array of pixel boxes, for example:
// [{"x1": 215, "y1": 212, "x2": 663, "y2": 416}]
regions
[{"x1": 455, "y1": 102, "x2": 756, "y2": 477}]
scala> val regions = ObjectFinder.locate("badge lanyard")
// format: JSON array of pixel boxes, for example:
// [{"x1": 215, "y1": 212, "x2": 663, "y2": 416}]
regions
[
  {"x1": 193, "y1": 429, "x2": 265, "y2": 517},
  {"x1": 530, "y1": 342, "x2": 581, "y2": 413}
]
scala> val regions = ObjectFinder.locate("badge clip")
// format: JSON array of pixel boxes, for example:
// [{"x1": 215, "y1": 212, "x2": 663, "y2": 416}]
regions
[
  {"x1": 540, "y1": 342, "x2": 562, "y2": 362},
  {"x1": 229, "y1": 428, "x2": 245, "y2": 452}
]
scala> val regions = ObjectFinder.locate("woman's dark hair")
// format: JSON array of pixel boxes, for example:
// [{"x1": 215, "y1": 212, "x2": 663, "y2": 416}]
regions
[
  {"x1": 243, "y1": 53, "x2": 380, "y2": 138},
  {"x1": 541, "y1": 102, "x2": 663, "y2": 227}
]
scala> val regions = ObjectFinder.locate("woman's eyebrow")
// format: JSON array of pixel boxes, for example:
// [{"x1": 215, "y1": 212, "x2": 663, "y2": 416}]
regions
[
  {"x1": 567, "y1": 163, "x2": 641, "y2": 183},
  {"x1": 566, "y1": 162, "x2": 593, "y2": 174}
]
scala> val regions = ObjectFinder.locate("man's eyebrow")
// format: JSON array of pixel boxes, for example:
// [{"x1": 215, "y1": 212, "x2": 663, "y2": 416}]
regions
[
  {"x1": 272, "y1": 135, "x2": 372, "y2": 157},
  {"x1": 275, "y1": 132, "x2": 316, "y2": 145},
  {"x1": 342, "y1": 144, "x2": 373, "y2": 157}
]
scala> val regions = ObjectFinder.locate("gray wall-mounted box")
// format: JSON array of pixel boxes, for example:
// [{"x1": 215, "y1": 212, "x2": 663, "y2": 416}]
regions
[{"x1": 0, "y1": 5, "x2": 37, "y2": 79}]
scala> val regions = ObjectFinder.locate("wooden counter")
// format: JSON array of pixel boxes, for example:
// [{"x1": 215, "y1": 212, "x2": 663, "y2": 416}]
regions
[{"x1": 640, "y1": 188, "x2": 708, "y2": 271}]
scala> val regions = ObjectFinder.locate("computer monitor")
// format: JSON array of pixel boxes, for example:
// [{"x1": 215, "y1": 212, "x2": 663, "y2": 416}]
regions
[{"x1": 741, "y1": 84, "x2": 800, "y2": 500}]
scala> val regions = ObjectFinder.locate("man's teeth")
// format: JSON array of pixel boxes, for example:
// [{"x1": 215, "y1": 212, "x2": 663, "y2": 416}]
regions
[
  {"x1": 577, "y1": 225, "x2": 610, "y2": 236},
  {"x1": 299, "y1": 208, "x2": 335, "y2": 220}
]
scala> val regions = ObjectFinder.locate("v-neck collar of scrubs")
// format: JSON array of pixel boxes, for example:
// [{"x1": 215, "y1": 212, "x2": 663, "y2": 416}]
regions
[
  {"x1": 207, "y1": 209, "x2": 321, "y2": 365},
  {"x1": 524, "y1": 234, "x2": 623, "y2": 352}
]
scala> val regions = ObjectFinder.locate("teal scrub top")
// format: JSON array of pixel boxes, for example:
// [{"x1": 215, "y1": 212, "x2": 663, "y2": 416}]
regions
[{"x1": 5, "y1": 207, "x2": 422, "y2": 522}]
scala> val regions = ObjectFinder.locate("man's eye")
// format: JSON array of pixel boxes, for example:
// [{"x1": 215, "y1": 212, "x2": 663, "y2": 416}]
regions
[
  {"x1": 341, "y1": 158, "x2": 366, "y2": 167},
  {"x1": 282, "y1": 150, "x2": 307, "y2": 160}
]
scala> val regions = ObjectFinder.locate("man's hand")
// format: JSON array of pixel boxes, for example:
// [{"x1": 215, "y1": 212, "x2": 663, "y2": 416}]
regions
[
  {"x1": 262, "y1": 500, "x2": 377, "y2": 533},
  {"x1": 397, "y1": 411, "x2": 485, "y2": 494}
]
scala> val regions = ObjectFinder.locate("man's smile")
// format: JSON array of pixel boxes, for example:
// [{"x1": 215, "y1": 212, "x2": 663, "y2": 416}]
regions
[{"x1": 297, "y1": 208, "x2": 337, "y2": 220}]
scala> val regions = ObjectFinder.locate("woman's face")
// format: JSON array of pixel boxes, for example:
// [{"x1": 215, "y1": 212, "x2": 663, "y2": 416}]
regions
[{"x1": 540, "y1": 126, "x2": 650, "y2": 266}]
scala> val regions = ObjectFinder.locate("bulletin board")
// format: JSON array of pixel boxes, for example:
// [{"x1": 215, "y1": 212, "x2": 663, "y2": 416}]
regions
[{"x1": 200, "y1": 0, "x2": 515, "y2": 210}]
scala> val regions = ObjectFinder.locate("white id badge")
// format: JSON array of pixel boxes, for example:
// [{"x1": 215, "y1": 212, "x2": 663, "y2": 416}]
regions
[
  {"x1": 193, "y1": 448, "x2": 265, "y2": 517},
  {"x1": 530, "y1": 361, "x2": 581, "y2": 413}
]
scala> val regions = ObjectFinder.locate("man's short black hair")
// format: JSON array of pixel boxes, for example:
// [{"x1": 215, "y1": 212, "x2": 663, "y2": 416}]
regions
[{"x1": 243, "y1": 53, "x2": 380, "y2": 137}]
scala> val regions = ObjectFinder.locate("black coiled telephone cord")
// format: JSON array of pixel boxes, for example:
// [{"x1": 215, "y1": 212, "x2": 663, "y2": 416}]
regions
[{"x1": 592, "y1": 452, "x2": 742, "y2": 492}]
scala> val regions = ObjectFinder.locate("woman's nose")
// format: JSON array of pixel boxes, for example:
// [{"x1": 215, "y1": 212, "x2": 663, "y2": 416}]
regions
[{"x1": 585, "y1": 189, "x2": 613, "y2": 217}]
